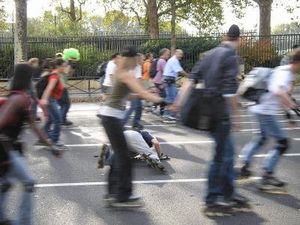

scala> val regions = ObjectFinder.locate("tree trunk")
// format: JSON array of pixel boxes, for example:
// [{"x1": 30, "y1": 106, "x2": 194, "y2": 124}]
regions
[
  {"x1": 148, "y1": 0, "x2": 159, "y2": 38},
  {"x1": 70, "y1": 0, "x2": 76, "y2": 21},
  {"x1": 256, "y1": 0, "x2": 273, "y2": 37},
  {"x1": 170, "y1": 0, "x2": 176, "y2": 54},
  {"x1": 14, "y1": 0, "x2": 27, "y2": 64}
]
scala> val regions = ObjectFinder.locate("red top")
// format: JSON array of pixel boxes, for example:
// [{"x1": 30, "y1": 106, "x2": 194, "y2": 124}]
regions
[{"x1": 49, "y1": 73, "x2": 64, "y2": 100}]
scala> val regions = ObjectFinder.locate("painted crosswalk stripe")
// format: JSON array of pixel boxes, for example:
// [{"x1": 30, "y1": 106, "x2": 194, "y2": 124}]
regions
[{"x1": 35, "y1": 177, "x2": 262, "y2": 188}]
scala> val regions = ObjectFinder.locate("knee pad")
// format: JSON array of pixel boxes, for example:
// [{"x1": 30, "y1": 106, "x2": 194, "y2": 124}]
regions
[
  {"x1": 0, "y1": 181, "x2": 12, "y2": 193},
  {"x1": 24, "y1": 181, "x2": 35, "y2": 193},
  {"x1": 277, "y1": 138, "x2": 289, "y2": 155}
]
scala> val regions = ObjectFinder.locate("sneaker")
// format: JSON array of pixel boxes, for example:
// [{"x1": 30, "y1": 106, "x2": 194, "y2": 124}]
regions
[
  {"x1": 203, "y1": 201, "x2": 233, "y2": 216},
  {"x1": 62, "y1": 120, "x2": 73, "y2": 126},
  {"x1": 225, "y1": 194, "x2": 250, "y2": 207},
  {"x1": 110, "y1": 194, "x2": 144, "y2": 208},
  {"x1": 55, "y1": 141, "x2": 69, "y2": 150},
  {"x1": 240, "y1": 164, "x2": 252, "y2": 178},
  {"x1": 145, "y1": 154, "x2": 165, "y2": 171},
  {"x1": 98, "y1": 144, "x2": 110, "y2": 168},
  {"x1": 261, "y1": 173, "x2": 285, "y2": 187},
  {"x1": 162, "y1": 115, "x2": 177, "y2": 124}
]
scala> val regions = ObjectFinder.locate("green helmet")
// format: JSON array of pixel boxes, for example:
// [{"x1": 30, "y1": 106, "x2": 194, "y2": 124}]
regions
[{"x1": 63, "y1": 48, "x2": 80, "y2": 61}]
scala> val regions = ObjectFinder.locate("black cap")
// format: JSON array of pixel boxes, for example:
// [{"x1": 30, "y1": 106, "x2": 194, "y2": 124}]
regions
[
  {"x1": 227, "y1": 24, "x2": 240, "y2": 39},
  {"x1": 121, "y1": 45, "x2": 138, "y2": 57}
]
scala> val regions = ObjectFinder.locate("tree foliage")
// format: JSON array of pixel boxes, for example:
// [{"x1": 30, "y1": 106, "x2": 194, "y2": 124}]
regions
[
  {"x1": 272, "y1": 22, "x2": 300, "y2": 34},
  {"x1": 0, "y1": 0, "x2": 8, "y2": 31},
  {"x1": 27, "y1": 8, "x2": 89, "y2": 36},
  {"x1": 229, "y1": 0, "x2": 300, "y2": 36},
  {"x1": 103, "y1": 0, "x2": 225, "y2": 36}
]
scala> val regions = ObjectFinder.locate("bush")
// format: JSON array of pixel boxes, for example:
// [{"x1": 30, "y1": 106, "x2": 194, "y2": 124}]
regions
[
  {"x1": 239, "y1": 38, "x2": 281, "y2": 73},
  {"x1": 0, "y1": 43, "x2": 14, "y2": 78}
]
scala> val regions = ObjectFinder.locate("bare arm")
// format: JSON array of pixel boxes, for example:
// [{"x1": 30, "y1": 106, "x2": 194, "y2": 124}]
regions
[
  {"x1": 151, "y1": 138, "x2": 161, "y2": 157},
  {"x1": 119, "y1": 72, "x2": 162, "y2": 103},
  {"x1": 276, "y1": 88, "x2": 297, "y2": 109},
  {"x1": 41, "y1": 79, "x2": 57, "y2": 101},
  {"x1": 180, "y1": 70, "x2": 189, "y2": 77}
]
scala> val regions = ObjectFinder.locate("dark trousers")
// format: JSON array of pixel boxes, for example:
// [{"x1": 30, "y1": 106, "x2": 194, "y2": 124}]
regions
[
  {"x1": 101, "y1": 115, "x2": 132, "y2": 201},
  {"x1": 58, "y1": 88, "x2": 71, "y2": 123}
]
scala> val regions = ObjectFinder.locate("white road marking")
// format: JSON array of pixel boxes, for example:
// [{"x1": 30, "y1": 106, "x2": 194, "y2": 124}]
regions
[
  {"x1": 65, "y1": 140, "x2": 214, "y2": 147},
  {"x1": 64, "y1": 138, "x2": 300, "y2": 148},
  {"x1": 240, "y1": 127, "x2": 300, "y2": 132},
  {"x1": 238, "y1": 153, "x2": 300, "y2": 158},
  {"x1": 35, "y1": 177, "x2": 262, "y2": 188},
  {"x1": 234, "y1": 120, "x2": 300, "y2": 124}
]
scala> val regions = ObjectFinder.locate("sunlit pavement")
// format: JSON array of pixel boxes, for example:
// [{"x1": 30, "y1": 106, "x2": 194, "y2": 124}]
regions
[{"x1": 6, "y1": 97, "x2": 300, "y2": 225}]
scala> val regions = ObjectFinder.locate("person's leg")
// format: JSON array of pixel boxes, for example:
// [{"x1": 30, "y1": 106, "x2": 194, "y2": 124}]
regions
[
  {"x1": 163, "y1": 82, "x2": 176, "y2": 117},
  {"x1": 163, "y1": 82, "x2": 172, "y2": 117},
  {"x1": 48, "y1": 98, "x2": 62, "y2": 144},
  {"x1": 263, "y1": 115, "x2": 288, "y2": 174},
  {"x1": 101, "y1": 116, "x2": 132, "y2": 202},
  {"x1": 9, "y1": 151, "x2": 35, "y2": 225},
  {"x1": 241, "y1": 113, "x2": 268, "y2": 167},
  {"x1": 59, "y1": 89, "x2": 71, "y2": 124},
  {"x1": 124, "y1": 131, "x2": 159, "y2": 160},
  {"x1": 132, "y1": 99, "x2": 143, "y2": 127},
  {"x1": 222, "y1": 132, "x2": 235, "y2": 200},
  {"x1": 0, "y1": 177, "x2": 12, "y2": 222},
  {"x1": 206, "y1": 119, "x2": 230, "y2": 204},
  {"x1": 44, "y1": 103, "x2": 54, "y2": 139},
  {"x1": 123, "y1": 100, "x2": 136, "y2": 125}
]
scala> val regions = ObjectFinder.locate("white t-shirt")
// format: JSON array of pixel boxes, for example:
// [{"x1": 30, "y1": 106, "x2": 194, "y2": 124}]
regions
[
  {"x1": 135, "y1": 65, "x2": 142, "y2": 79},
  {"x1": 250, "y1": 65, "x2": 294, "y2": 115},
  {"x1": 163, "y1": 55, "x2": 183, "y2": 78},
  {"x1": 103, "y1": 60, "x2": 116, "y2": 87}
]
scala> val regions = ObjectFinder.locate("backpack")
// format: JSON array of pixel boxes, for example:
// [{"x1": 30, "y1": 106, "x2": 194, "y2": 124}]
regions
[
  {"x1": 180, "y1": 47, "x2": 233, "y2": 131},
  {"x1": 35, "y1": 73, "x2": 58, "y2": 99},
  {"x1": 96, "y1": 62, "x2": 108, "y2": 78},
  {"x1": 237, "y1": 67, "x2": 273, "y2": 103},
  {"x1": 149, "y1": 59, "x2": 158, "y2": 79}
]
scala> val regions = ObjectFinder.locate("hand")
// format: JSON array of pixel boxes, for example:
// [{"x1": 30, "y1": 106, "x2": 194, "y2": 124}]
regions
[
  {"x1": 170, "y1": 103, "x2": 180, "y2": 113},
  {"x1": 39, "y1": 99, "x2": 48, "y2": 107}
]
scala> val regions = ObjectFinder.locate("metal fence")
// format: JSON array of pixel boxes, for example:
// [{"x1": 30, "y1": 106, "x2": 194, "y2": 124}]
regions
[{"x1": 1, "y1": 33, "x2": 299, "y2": 80}]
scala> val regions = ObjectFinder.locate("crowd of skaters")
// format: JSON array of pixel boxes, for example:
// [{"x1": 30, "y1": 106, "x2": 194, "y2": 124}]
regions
[{"x1": 1, "y1": 23, "x2": 300, "y2": 224}]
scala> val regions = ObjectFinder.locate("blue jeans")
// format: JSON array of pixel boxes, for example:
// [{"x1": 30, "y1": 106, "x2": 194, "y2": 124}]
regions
[
  {"x1": 123, "y1": 99, "x2": 143, "y2": 126},
  {"x1": 44, "y1": 97, "x2": 62, "y2": 143},
  {"x1": 58, "y1": 89, "x2": 71, "y2": 123},
  {"x1": 0, "y1": 151, "x2": 35, "y2": 225},
  {"x1": 241, "y1": 113, "x2": 287, "y2": 173},
  {"x1": 206, "y1": 119, "x2": 235, "y2": 204},
  {"x1": 163, "y1": 80, "x2": 177, "y2": 117}
]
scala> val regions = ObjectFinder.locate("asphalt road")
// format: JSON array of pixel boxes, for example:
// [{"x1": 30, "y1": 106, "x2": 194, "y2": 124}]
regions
[{"x1": 5, "y1": 97, "x2": 300, "y2": 225}]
